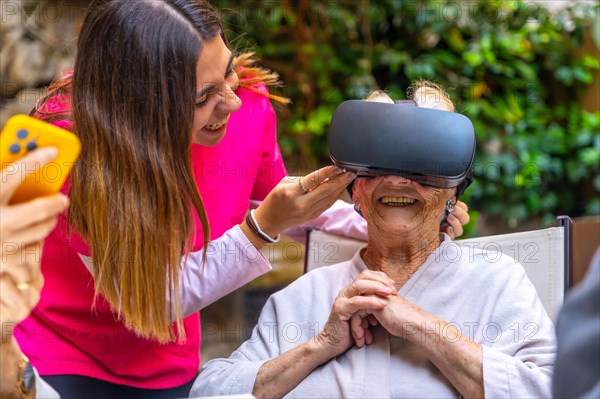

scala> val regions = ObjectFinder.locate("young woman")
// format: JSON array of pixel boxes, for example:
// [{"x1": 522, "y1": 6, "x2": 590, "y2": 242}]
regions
[{"x1": 11, "y1": 1, "x2": 354, "y2": 398}]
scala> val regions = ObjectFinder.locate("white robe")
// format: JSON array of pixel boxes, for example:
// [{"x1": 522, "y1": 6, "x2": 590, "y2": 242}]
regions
[{"x1": 191, "y1": 236, "x2": 556, "y2": 398}]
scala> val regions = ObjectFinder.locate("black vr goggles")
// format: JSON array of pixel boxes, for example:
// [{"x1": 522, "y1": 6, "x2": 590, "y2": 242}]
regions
[{"x1": 328, "y1": 100, "x2": 476, "y2": 198}]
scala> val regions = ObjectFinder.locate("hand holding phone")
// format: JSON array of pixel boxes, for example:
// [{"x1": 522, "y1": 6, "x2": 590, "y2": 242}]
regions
[
  {"x1": 1, "y1": 146, "x2": 70, "y2": 341},
  {"x1": 0, "y1": 115, "x2": 81, "y2": 204}
]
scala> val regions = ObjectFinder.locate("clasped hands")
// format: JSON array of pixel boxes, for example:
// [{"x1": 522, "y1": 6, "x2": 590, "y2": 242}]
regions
[{"x1": 314, "y1": 269, "x2": 423, "y2": 359}]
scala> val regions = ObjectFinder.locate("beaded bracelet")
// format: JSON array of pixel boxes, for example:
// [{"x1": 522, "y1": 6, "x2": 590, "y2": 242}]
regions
[{"x1": 247, "y1": 209, "x2": 280, "y2": 243}]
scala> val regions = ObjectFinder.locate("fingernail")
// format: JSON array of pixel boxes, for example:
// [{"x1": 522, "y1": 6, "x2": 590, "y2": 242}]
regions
[
  {"x1": 331, "y1": 167, "x2": 345, "y2": 176},
  {"x1": 40, "y1": 146, "x2": 59, "y2": 159},
  {"x1": 448, "y1": 213, "x2": 456, "y2": 222},
  {"x1": 448, "y1": 226, "x2": 454, "y2": 236},
  {"x1": 32, "y1": 147, "x2": 59, "y2": 165},
  {"x1": 346, "y1": 172, "x2": 357, "y2": 181}
]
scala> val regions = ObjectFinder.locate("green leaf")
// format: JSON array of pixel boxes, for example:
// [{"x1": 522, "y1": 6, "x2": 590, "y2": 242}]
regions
[
  {"x1": 463, "y1": 51, "x2": 484, "y2": 67},
  {"x1": 573, "y1": 67, "x2": 593, "y2": 84},
  {"x1": 513, "y1": 61, "x2": 537, "y2": 80},
  {"x1": 579, "y1": 147, "x2": 600, "y2": 166},
  {"x1": 582, "y1": 54, "x2": 600, "y2": 69},
  {"x1": 555, "y1": 67, "x2": 573, "y2": 84},
  {"x1": 446, "y1": 28, "x2": 467, "y2": 52}
]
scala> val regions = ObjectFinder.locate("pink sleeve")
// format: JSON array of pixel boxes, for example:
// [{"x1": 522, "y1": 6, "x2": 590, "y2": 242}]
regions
[
  {"x1": 282, "y1": 200, "x2": 368, "y2": 242},
  {"x1": 250, "y1": 98, "x2": 287, "y2": 201}
]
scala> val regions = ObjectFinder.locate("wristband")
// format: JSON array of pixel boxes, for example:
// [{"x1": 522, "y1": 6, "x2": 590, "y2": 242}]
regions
[{"x1": 248, "y1": 209, "x2": 280, "y2": 243}]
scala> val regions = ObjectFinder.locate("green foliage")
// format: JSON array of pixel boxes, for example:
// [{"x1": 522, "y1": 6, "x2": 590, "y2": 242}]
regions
[{"x1": 215, "y1": 0, "x2": 599, "y2": 231}]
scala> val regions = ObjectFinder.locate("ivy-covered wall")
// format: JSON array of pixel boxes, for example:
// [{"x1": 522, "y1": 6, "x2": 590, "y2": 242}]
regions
[{"x1": 214, "y1": 0, "x2": 599, "y2": 234}]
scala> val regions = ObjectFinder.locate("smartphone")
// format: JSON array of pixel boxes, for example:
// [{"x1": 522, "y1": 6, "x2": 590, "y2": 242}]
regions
[{"x1": 1, "y1": 114, "x2": 81, "y2": 204}]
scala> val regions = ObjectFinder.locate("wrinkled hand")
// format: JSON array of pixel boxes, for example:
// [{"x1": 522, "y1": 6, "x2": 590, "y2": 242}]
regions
[
  {"x1": 0, "y1": 147, "x2": 69, "y2": 341},
  {"x1": 369, "y1": 294, "x2": 425, "y2": 340},
  {"x1": 254, "y1": 166, "x2": 355, "y2": 237},
  {"x1": 0, "y1": 243, "x2": 45, "y2": 341},
  {"x1": 351, "y1": 292, "x2": 428, "y2": 346},
  {"x1": 314, "y1": 270, "x2": 395, "y2": 359},
  {"x1": 440, "y1": 200, "x2": 469, "y2": 239}
]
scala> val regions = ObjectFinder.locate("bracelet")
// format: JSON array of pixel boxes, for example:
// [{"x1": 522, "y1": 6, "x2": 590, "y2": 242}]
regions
[
  {"x1": 18, "y1": 355, "x2": 35, "y2": 398},
  {"x1": 248, "y1": 209, "x2": 280, "y2": 243},
  {"x1": 245, "y1": 213, "x2": 263, "y2": 240},
  {"x1": 245, "y1": 212, "x2": 278, "y2": 243}
]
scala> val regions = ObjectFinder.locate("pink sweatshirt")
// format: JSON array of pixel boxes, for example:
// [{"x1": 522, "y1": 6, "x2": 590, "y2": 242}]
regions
[{"x1": 15, "y1": 82, "x2": 287, "y2": 389}]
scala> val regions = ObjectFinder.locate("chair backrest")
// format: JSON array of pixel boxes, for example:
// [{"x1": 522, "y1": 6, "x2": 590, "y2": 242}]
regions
[{"x1": 304, "y1": 216, "x2": 572, "y2": 320}]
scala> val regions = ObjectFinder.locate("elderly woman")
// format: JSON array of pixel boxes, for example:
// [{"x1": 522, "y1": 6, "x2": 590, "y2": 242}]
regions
[{"x1": 190, "y1": 83, "x2": 556, "y2": 398}]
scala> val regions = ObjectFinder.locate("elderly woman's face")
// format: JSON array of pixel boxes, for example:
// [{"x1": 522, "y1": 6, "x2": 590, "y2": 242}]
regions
[{"x1": 353, "y1": 175, "x2": 454, "y2": 236}]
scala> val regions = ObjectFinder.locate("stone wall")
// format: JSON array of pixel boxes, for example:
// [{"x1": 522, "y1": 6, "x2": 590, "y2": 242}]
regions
[{"x1": 1, "y1": 0, "x2": 88, "y2": 125}]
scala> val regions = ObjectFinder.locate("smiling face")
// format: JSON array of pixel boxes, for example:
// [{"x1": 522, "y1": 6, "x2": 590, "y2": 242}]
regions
[
  {"x1": 354, "y1": 83, "x2": 459, "y2": 243},
  {"x1": 191, "y1": 35, "x2": 241, "y2": 146},
  {"x1": 353, "y1": 175, "x2": 454, "y2": 241}
]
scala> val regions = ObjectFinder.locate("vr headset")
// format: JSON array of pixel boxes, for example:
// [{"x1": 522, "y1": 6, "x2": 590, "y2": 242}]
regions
[{"x1": 328, "y1": 100, "x2": 476, "y2": 198}]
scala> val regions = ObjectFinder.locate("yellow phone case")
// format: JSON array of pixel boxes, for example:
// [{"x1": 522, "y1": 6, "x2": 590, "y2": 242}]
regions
[{"x1": 1, "y1": 115, "x2": 81, "y2": 204}]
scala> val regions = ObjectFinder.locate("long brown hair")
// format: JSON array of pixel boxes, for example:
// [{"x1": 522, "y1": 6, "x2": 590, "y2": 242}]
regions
[{"x1": 34, "y1": 0, "x2": 227, "y2": 343}]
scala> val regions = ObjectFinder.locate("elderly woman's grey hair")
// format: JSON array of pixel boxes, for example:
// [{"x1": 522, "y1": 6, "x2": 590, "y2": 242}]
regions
[{"x1": 365, "y1": 81, "x2": 455, "y2": 111}]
